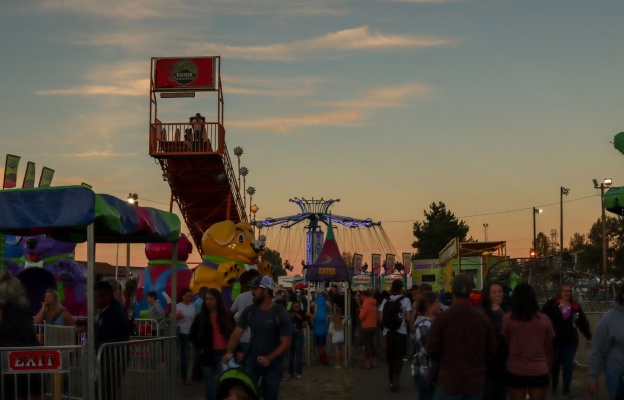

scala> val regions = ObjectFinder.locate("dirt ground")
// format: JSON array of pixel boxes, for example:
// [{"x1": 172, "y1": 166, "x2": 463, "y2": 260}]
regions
[{"x1": 180, "y1": 357, "x2": 613, "y2": 400}]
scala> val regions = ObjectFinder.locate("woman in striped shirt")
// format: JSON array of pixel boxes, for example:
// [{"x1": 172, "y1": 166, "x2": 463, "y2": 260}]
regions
[{"x1": 411, "y1": 291, "x2": 442, "y2": 400}]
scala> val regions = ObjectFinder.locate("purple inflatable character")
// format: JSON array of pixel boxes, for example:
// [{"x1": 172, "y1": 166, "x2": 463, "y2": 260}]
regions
[{"x1": 5, "y1": 235, "x2": 87, "y2": 316}]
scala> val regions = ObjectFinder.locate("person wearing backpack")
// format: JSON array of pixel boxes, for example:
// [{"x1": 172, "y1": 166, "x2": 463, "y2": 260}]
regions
[
  {"x1": 223, "y1": 276, "x2": 292, "y2": 400},
  {"x1": 378, "y1": 279, "x2": 412, "y2": 392}
]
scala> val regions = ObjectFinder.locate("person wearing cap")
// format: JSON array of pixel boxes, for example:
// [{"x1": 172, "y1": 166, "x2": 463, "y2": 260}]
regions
[
  {"x1": 379, "y1": 279, "x2": 412, "y2": 392},
  {"x1": 224, "y1": 276, "x2": 292, "y2": 400},
  {"x1": 426, "y1": 273, "x2": 497, "y2": 399}
]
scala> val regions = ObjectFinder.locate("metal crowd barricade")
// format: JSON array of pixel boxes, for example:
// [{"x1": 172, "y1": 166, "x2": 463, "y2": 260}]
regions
[
  {"x1": 97, "y1": 337, "x2": 179, "y2": 400},
  {"x1": 34, "y1": 324, "x2": 86, "y2": 346},
  {"x1": 132, "y1": 318, "x2": 162, "y2": 338},
  {"x1": 575, "y1": 311, "x2": 607, "y2": 367},
  {"x1": 0, "y1": 345, "x2": 86, "y2": 400}
]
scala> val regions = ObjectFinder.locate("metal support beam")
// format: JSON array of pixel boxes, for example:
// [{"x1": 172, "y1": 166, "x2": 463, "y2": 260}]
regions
[
  {"x1": 86, "y1": 223, "x2": 96, "y2": 400},
  {"x1": 171, "y1": 241, "x2": 178, "y2": 336}
]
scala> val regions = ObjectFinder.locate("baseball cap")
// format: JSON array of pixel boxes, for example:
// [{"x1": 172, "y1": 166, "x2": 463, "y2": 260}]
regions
[
  {"x1": 391, "y1": 279, "x2": 404, "y2": 290},
  {"x1": 247, "y1": 275, "x2": 275, "y2": 290},
  {"x1": 451, "y1": 273, "x2": 473, "y2": 296},
  {"x1": 339, "y1": 287, "x2": 346, "y2": 293}
]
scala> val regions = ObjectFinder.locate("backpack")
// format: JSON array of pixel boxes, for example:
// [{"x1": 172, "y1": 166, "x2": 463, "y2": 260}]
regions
[{"x1": 381, "y1": 296, "x2": 406, "y2": 331}]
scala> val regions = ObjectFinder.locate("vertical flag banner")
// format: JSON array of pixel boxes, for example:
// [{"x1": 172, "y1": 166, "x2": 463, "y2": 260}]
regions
[
  {"x1": 22, "y1": 162, "x2": 36, "y2": 188},
  {"x1": 385, "y1": 254, "x2": 396, "y2": 273},
  {"x1": 3, "y1": 154, "x2": 21, "y2": 189},
  {"x1": 38, "y1": 167, "x2": 55, "y2": 188},
  {"x1": 372, "y1": 254, "x2": 381, "y2": 275},
  {"x1": 353, "y1": 253, "x2": 363, "y2": 275},
  {"x1": 402, "y1": 253, "x2": 412, "y2": 275}
]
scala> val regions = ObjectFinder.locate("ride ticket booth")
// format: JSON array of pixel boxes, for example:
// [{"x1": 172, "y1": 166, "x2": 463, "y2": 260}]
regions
[{"x1": 434, "y1": 238, "x2": 507, "y2": 291}]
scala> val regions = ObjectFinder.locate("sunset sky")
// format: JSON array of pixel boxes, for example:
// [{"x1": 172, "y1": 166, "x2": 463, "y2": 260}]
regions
[{"x1": 1, "y1": 0, "x2": 624, "y2": 271}]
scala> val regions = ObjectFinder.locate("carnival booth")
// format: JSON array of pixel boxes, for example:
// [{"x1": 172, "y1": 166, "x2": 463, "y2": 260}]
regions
[
  {"x1": 306, "y1": 220, "x2": 352, "y2": 367},
  {"x1": 0, "y1": 186, "x2": 182, "y2": 399}
]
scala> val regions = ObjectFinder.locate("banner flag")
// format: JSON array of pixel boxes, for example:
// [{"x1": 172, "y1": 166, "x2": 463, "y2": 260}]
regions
[
  {"x1": 22, "y1": 162, "x2": 36, "y2": 188},
  {"x1": 372, "y1": 254, "x2": 381, "y2": 275},
  {"x1": 3, "y1": 154, "x2": 21, "y2": 189},
  {"x1": 352, "y1": 274, "x2": 372, "y2": 290},
  {"x1": 38, "y1": 167, "x2": 55, "y2": 188},
  {"x1": 353, "y1": 253, "x2": 363, "y2": 275},
  {"x1": 402, "y1": 253, "x2": 412, "y2": 275},
  {"x1": 381, "y1": 274, "x2": 406, "y2": 291},
  {"x1": 385, "y1": 254, "x2": 396, "y2": 274}
]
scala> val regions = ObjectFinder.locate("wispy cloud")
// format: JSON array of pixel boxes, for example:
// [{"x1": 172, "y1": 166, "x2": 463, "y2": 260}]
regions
[
  {"x1": 185, "y1": 26, "x2": 454, "y2": 61},
  {"x1": 36, "y1": 61, "x2": 148, "y2": 97},
  {"x1": 320, "y1": 82, "x2": 436, "y2": 108},
  {"x1": 229, "y1": 109, "x2": 360, "y2": 134},
  {"x1": 229, "y1": 81, "x2": 437, "y2": 133},
  {"x1": 223, "y1": 75, "x2": 326, "y2": 98},
  {"x1": 38, "y1": 0, "x2": 201, "y2": 19},
  {"x1": 76, "y1": 26, "x2": 454, "y2": 61}
]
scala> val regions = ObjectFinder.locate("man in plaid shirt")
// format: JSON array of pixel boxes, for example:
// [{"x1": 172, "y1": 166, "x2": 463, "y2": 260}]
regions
[{"x1": 426, "y1": 274, "x2": 497, "y2": 399}]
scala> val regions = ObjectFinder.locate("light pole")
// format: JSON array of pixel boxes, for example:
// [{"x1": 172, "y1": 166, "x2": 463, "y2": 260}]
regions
[
  {"x1": 532, "y1": 207, "x2": 542, "y2": 256},
  {"x1": 593, "y1": 178, "x2": 612, "y2": 279},
  {"x1": 240, "y1": 167, "x2": 249, "y2": 209},
  {"x1": 247, "y1": 187, "x2": 256, "y2": 218},
  {"x1": 560, "y1": 187, "x2": 570, "y2": 261},
  {"x1": 483, "y1": 223, "x2": 488, "y2": 241},
  {"x1": 234, "y1": 146, "x2": 243, "y2": 190}
]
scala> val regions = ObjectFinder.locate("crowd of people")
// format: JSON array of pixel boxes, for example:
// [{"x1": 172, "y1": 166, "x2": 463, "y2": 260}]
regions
[{"x1": 2, "y1": 265, "x2": 624, "y2": 400}]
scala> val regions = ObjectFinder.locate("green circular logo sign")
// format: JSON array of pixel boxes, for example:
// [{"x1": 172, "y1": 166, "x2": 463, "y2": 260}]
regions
[{"x1": 168, "y1": 59, "x2": 198, "y2": 85}]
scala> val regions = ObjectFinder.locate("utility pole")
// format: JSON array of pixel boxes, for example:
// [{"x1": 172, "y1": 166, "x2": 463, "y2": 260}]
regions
[
  {"x1": 601, "y1": 183, "x2": 607, "y2": 279},
  {"x1": 483, "y1": 223, "x2": 488, "y2": 241},
  {"x1": 560, "y1": 187, "x2": 570, "y2": 261},
  {"x1": 532, "y1": 207, "x2": 542, "y2": 255}
]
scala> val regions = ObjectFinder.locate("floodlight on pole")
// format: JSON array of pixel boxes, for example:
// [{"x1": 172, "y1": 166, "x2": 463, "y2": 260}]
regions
[
  {"x1": 604, "y1": 178, "x2": 613, "y2": 186},
  {"x1": 560, "y1": 187, "x2": 570, "y2": 261},
  {"x1": 127, "y1": 193, "x2": 138, "y2": 204},
  {"x1": 532, "y1": 207, "x2": 542, "y2": 256}
]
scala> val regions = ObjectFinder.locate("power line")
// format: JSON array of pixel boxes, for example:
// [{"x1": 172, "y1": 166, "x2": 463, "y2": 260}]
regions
[{"x1": 383, "y1": 194, "x2": 600, "y2": 223}]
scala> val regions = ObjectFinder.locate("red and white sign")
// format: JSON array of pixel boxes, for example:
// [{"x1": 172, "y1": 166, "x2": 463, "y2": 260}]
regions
[
  {"x1": 154, "y1": 58, "x2": 215, "y2": 91},
  {"x1": 7, "y1": 350, "x2": 62, "y2": 372}
]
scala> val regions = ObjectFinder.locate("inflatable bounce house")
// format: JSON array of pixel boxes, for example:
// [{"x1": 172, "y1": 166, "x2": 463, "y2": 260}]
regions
[
  {"x1": 189, "y1": 220, "x2": 272, "y2": 307},
  {"x1": 134, "y1": 234, "x2": 194, "y2": 318},
  {"x1": 4, "y1": 234, "x2": 88, "y2": 316}
]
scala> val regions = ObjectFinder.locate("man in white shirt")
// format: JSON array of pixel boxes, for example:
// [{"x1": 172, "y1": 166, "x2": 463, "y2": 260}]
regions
[
  {"x1": 379, "y1": 279, "x2": 412, "y2": 392},
  {"x1": 230, "y1": 270, "x2": 259, "y2": 367}
]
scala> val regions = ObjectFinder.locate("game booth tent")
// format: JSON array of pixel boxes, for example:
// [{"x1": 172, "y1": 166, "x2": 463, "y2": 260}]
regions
[
  {"x1": 306, "y1": 220, "x2": 353, "y2": 365},
  {"x1": 0, "y1": 186, "x2": 182, "y2": 399}
]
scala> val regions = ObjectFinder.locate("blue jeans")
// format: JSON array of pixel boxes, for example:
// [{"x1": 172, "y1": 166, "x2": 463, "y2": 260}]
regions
[
  {"x1": 240, "y1": 342, "x2": 251, "y2": 368},
  {"x1": 178, "y1": 333, "x2": 190, "y2": 381},
  {"x1": 434, "y1": 384, "x2": 482, "y2": 400},
  {"x1": 405, "y1": 333, "x2": 415, "y2": 358},
  {"x1": 202, "y1": 352, "x2": 225, "y2": 400},
  {"x1": 413, "y1": 374, "x2": 434, "y2": 400},
  {"x1": 289, "y1": 331, "x2": 304, "y2": 376},
  {"x1": 604, "y1": 367, "x2": 624, "y2": 399},
  {"x1": 244, "y1": 355, "x2": 285, "y2": 400},
  {"x1": 192, "y1": 348, "x2": 203, "y2": 381},
  {"x1": 552, "y1": 345, "x2": 577, "y2": 392}
]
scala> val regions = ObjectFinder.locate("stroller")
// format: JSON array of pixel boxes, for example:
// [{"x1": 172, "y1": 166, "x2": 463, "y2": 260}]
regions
[{"x1": 216, "y1": 359, "x2": 258, "y2": 400}]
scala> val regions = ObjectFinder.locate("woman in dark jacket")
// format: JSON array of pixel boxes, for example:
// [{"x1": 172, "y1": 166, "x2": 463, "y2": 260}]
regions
[
  {"x1": 541, "y1": 283, "x2": 592, "y2": 398},
  {"x1": 0, "y1": 270, "x2": 42, "y2": 399},
  {"x1": 190, "y1": 288, "x2": 237, "y2": 400},
  {"x1": 478, "y1": 281, "x2": 509, "y2": 400}
]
